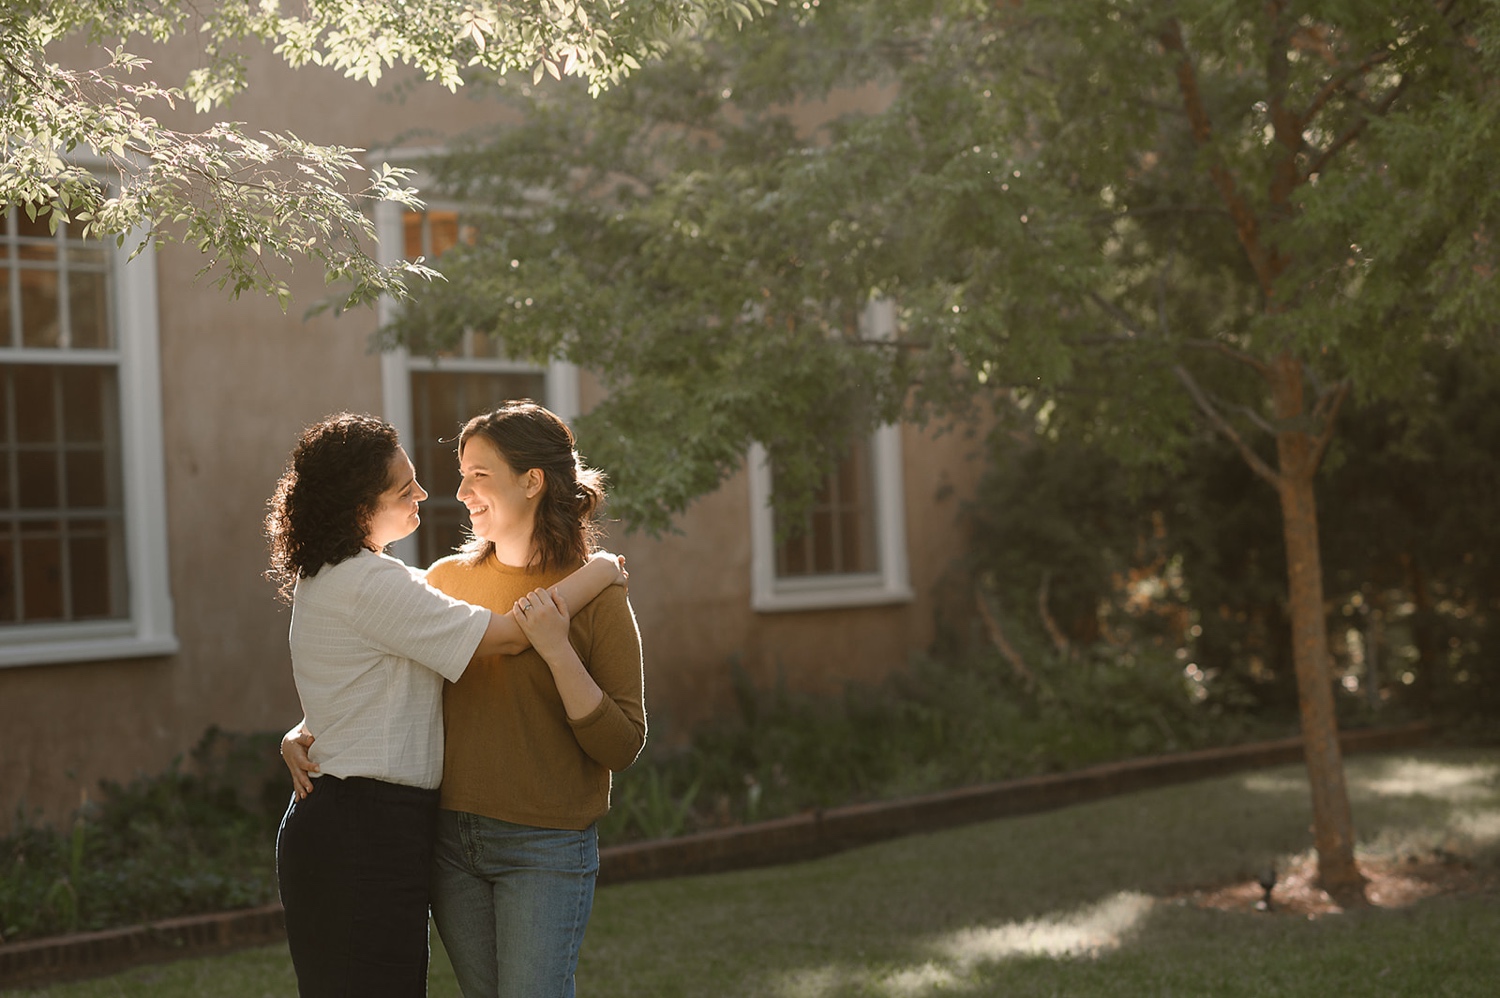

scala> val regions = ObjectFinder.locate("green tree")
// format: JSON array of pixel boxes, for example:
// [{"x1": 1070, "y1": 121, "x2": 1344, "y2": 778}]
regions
[
  {"x1": 389, "y1": 1, "x2": 1500, "y2": 902},
  {"x1": 0, "y1": 0, "x2": 767, "y2": 309}
]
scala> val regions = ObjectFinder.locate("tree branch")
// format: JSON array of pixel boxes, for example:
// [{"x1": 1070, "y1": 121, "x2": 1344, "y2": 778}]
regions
[
  {"x1": 1173, "y1": 363, "x2": 1281, "y2": 487},
  {"x1": 1088, "y1": 291, "x2": 1147, "y2": 338},
  {"x1": 1304, "y1": 76, "x2": 1408, "y2": 178},
  {"x1": 1159, "y1": 18, "x2": 1276, "y2": 294},
  {"x1": 1181, "y1": 337, "x2": 1273, "y2": 378},
  {"x1": 1299, "y1": 49, "x2": 1393, "y2": 124},
  {"x1": 1308, "y1": 379, "x2": 1351, "y2": 470}
]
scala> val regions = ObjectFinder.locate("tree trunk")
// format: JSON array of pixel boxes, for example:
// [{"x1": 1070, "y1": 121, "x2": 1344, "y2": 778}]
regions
[{"x1": 1270, "y1": 355, "x2": 1367, "y2": 905}]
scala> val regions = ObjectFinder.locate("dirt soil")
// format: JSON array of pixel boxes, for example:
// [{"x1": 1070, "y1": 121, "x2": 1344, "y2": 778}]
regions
[{"x1": 1174, "y1": 849, "x2": 1500, "y2": 918}]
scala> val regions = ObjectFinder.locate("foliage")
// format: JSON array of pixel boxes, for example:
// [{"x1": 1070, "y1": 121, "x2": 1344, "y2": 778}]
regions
[
  {"x1": 598, "y1": 639, "x2": 1295, "y2": 845},
  {"x1": 966, "y1": 344, "x2": 1500, "y2": 727},
  {"x1": 0, "y1": 0, "x2": 769, "y2": 311},
  {"x1": 0, "y1": 727, "x2": 287, "y2": 943},
  {"x1": 389, "y1": 0, "x2": 1500, "y2": 893},
  {"x1": 387, "y1": 0, "x2": 1500, "y2": 530}
]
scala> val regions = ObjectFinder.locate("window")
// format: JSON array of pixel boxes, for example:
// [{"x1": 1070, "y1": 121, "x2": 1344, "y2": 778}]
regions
[
  {"x1": 376, "y1": 198, "x2": 578, "y2": 568},
  {"x1": 747, "y1": 301, "x2": 911, "y2": 611},
  {"x1": 748, "y1": 427, "x2": 912, "y2": 612},
  {"x1": 0, "y1": 205, "x2": 176, "y2": 666}
]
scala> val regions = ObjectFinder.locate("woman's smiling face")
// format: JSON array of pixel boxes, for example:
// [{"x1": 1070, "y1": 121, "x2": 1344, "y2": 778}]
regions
[
  {"x1": 365, "y1": 447, "x2": 427, "y2": 550},
  {"x1": 456, "y1": 434, "x2": 538, "y2": 546}
]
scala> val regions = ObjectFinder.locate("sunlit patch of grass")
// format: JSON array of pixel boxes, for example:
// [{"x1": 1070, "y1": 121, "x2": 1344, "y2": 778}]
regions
[
  {"x1": 770, "y1": 891, "x2": 1157, "y2": 998},
  {"x1": 1356, "y1": 758, "x2": 1499, "y2": 801}
]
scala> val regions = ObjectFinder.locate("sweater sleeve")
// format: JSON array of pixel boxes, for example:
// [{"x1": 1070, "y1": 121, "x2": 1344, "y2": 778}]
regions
[{"x1": 568, "y1": 586, "x2": 647, "y2": 772}]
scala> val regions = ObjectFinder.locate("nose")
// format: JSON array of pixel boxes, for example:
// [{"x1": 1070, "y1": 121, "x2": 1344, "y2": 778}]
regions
[
  {"x1": 413, "y1": 480, "x2": 428, "y2": 502},
  {"x1": 456, "y1": 476, "x2": 471, "y2": 501}
]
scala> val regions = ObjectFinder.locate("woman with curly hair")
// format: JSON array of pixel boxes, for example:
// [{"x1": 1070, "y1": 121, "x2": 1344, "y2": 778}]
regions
[{"x1": 266, "y1": 411, "x2": 623, "y2": 998}]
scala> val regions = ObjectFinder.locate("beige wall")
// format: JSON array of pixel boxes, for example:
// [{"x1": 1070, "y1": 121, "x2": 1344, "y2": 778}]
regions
[
  {"x1": 608, "y1": 416, "x2": 986, "y2": 746},
  {"x1": 0, "y1": 40, "x2": 986, "y2": 832}
]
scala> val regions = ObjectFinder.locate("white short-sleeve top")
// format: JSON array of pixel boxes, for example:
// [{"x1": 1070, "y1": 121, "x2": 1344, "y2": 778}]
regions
[{"x1": 289, "y1": 549, "x2": 490, "y2": 789}]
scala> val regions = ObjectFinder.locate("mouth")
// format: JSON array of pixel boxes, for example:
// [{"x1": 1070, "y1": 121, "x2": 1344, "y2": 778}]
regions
[{"x1": 466, "y1": 505, "x2": 489, "y2": 519}]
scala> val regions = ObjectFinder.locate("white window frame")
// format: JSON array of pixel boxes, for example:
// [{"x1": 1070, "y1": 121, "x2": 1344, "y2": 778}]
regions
[
  {"x1": 371, "y1": 157, "x2": 578, "y2": 566},
  {"x1": 748, "y1": 300, "x2": 912, "y2": 612},
  {"x1": 0, "y1": 199, "x2": 177, "y2": 667}
]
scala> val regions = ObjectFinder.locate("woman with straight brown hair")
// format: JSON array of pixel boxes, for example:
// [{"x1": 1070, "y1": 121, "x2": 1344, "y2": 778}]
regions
[{"x1": 425, "y1": 399, "x2": 646, "y2": 998}]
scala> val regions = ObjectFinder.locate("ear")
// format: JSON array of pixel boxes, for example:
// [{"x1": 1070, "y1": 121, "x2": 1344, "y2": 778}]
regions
[{"x1": 525, "y1": 468, "x2": 545, "y2": 499}]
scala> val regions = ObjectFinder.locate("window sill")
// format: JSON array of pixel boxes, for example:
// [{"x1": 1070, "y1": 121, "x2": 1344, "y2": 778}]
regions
[
  {"x1": 0, "y1": 625, "x2": 179, "y2": 669},
  {"x1": 752, "y1": 577, "x2": 914, "y2": 614}
]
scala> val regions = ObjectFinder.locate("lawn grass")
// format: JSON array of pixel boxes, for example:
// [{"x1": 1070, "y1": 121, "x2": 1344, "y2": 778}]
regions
[{"x1": 7, "y1": 745, "x2": 1497, "y2": 998}]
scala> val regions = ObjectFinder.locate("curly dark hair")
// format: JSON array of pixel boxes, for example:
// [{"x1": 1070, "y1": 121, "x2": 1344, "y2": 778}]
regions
[
  {"x1": 265, "y1": 412, "x2": 402, "y2": 603},
  {"x1": 457, "y1": 400, "x2": 605, "y2": 573}
]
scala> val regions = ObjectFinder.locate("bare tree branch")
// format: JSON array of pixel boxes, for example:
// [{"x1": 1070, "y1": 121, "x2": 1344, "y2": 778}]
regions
[
  {"x1": 1308, "y1": 379, "x2": 1351, "y2": 470},
  {"x1": 1173, "y1": 363, "x2": 1281, "y2": 486},
  {"x1": 1181, "y1": 337, "x2": 1273, "y2": 377}
]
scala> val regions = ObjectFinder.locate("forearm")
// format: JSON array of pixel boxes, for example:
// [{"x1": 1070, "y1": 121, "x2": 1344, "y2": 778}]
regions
[
  {"x1": 538, "y1": 642, "x2": 606, "y2": 721},
  {"x1": 476, "y1": 608, "x2": 527, "y2": 657},
  {"x1": 474, "y1": 556, "x2": 619, "y2": 658},
  {"x1": 554, "y1": 554, "x2": 621, "y2": 610}
]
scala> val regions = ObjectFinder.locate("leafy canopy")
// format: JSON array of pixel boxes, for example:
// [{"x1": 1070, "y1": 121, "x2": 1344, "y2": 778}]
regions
[
  {"x1": 387, "y1": 0, "x2": 1500, "y2": 531},
  {"x1": 0, "y1": 0, "x2": 770, "y2": 310}
]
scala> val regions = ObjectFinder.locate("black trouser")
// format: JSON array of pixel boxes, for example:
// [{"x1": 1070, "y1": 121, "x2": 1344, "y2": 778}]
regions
[{"x1": 276, "y1": 775, "x2": 440, "y2": 998}]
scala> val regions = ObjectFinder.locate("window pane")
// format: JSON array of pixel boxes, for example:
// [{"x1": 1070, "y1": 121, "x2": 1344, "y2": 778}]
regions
[
  {"x1": 0, "y1": 271, "x2": 11, "y2": 348},
  {"x1": 0, "y1": 534, "x2": 13, "y2": 622},
  {"x1": 21, "y1": 527, "x2": 64, "y2": 622},
  {"x1": 60, "y1": 366, "x2": 108, "y2": 443},
  {"x1": 428, "y1": 212, "x2": 460, "y2": 258},
  {"x1": 13, "y1": 365, "x2": 57, "y2": 443},
  {"x1": 403, "y1": 211, "x2": 425, "y2": 259},
  {"x1": 66, "y1": 450, "x2": 107, "y2": 507},
  {"x1": 469, "y1": 328, "x2": 504, "y2": 360},
  {"x1": 16, "y1": 212, "x2": 54, "y2": 244},
  {"x1": 68, "y1": 268, "x2": 109, "y2": 349},
  {"x1": 68, "y1": 523, "x2": 112, "y2": 619},
  {"x1": 20, "y1": 268, "x2": 61, "y2": 348},
  {"x1": 17, "y1": 451, "x2": 59, "y2": 508}
]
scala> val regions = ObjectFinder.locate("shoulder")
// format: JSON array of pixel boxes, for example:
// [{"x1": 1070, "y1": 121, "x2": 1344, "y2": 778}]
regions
[{"x1": 425, "y1": 553, "x2": 469, "y2": 584}]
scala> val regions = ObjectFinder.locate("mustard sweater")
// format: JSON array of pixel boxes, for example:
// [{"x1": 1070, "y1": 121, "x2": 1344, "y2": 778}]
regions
[{"x1": 426, "y1": 554, "x2": 646, "y2": 830}]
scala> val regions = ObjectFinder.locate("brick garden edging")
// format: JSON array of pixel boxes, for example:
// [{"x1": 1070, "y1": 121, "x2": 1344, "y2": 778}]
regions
[{"x1": 0, "y1": 720, "x2": 1433, "y2": 990}]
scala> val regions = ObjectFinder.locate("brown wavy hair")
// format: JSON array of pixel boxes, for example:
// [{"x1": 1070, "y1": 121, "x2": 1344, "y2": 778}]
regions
[
  {"x1": 457, "y1": 400, "x2": 605, "y2": 573},
  {"x1": 265, "y1": 412, "x2": 402, "y2": 603}
]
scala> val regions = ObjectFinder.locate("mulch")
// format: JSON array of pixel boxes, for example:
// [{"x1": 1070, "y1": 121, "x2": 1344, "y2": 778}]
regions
[{"x1": 1174, "y1": 849, "x2": 1500, "y2": 918}]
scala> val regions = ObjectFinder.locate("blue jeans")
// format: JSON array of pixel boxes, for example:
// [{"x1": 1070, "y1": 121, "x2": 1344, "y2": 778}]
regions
[{"x1": 431, "y1": 809, "x2": 599, "y2": 998}]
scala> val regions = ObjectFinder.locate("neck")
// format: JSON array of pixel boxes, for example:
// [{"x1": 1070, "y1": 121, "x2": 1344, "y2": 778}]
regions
[{"x1": 487, "y1": 526, "x2": 537, "y2": 568}]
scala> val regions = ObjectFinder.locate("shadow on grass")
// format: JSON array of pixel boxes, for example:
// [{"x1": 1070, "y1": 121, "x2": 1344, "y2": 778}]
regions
[{"x1": 582, "y1": 747, "x2": 1500, "y2": 998}]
